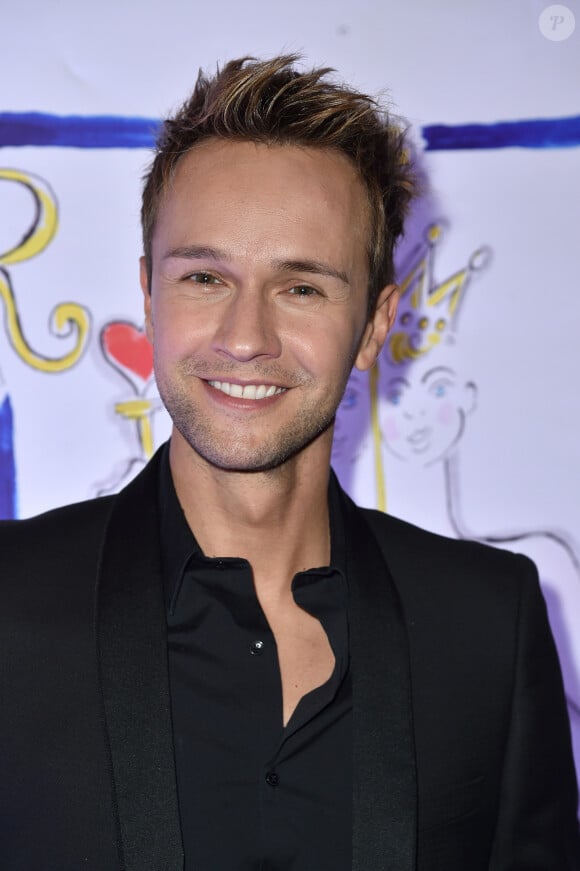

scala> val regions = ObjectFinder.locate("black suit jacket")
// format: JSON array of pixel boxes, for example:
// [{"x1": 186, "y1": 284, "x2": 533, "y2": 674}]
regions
[{"x1": 0, "y1": 449, "x2": 578, "y2": 870}]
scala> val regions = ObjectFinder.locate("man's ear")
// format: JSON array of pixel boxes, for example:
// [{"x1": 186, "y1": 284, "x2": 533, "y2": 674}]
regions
[
  {"x1": 355, "y1": 284, "x2": 399, "y2": 372},
  {"x1": 140, "y1": 256, "x2": 154, "y2": 343}
]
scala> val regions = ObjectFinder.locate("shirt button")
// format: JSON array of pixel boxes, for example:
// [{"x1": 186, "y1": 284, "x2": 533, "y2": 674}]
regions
[
  {"x1": 265, "y1": 771, "x2": 279, "y2": 787},
  {"x1": 250, "y1": 640, "x2": 264, "y2": 656}
]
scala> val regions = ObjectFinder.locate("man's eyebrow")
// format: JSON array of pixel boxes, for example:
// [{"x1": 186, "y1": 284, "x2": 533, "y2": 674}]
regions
[
  {"x1": 420, "y1": 366, "x2": 455, "y2": 384},
  {"x1": 164, "y1": 247, "x2": 350, "y2": 285},
  {"x1": 273, "y1": 259, "x2": 351, "y2": 286},
  {"x1": 163, "y1": 245, "x2": 230, "y2": 262}
]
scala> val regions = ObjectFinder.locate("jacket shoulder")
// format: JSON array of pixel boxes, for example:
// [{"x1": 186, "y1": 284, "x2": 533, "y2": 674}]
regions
[
  {"x1": 1, "y1": 493, "x2": 116, "y2": 527},
  {"x1": 360, "y1": 505, "x2": 535, "y2": 576},
  {"x1": 0, "y1": 496, "x2": 115, "y2": 579},
  {"x1": 358, "y1": 506, "x2": 540, "y2": 620}
]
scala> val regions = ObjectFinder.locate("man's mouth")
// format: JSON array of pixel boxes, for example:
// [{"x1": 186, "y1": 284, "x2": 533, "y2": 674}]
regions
[{"x1": 207, "y1": 380, "x2": 287, "y2": 400}]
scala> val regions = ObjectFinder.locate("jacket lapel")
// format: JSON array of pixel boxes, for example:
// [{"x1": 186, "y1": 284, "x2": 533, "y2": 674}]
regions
[
  {"x1": 340, "y1": 490, "x2": 417, "y2": 871},
  {"x1": 95, "y1": 453, "x2": 184, "y2": 871}
]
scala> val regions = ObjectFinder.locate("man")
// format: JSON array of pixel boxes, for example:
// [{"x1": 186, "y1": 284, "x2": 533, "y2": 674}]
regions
[{"x1": 0, "y1": 55, "x2": 578, "y2": 870}]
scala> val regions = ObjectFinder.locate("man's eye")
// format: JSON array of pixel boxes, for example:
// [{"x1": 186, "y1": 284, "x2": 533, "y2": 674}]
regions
[
  {"x1": 188, "y1": 272, "x2": 221, "y2": 285},
  {"x1": 288, "y1": 285, "x2": 318, "y2": 298}
]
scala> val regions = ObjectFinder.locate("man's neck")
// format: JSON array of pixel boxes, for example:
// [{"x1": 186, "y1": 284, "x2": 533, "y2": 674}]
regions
[{"x1": 168, "y1": 430, "x2": 332, "y2": 598}]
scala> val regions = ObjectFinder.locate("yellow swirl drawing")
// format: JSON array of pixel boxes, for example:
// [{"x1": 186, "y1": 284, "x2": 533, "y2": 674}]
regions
[
  {"x1": 389, "y1": 330, "x2": 441, "y2": 364},
  {"x1": 114, "y1": 399, "x2": 155, "y2": 460},
  {"x1": 0, "y1": 169, "x2": 89, "y2": 372}
]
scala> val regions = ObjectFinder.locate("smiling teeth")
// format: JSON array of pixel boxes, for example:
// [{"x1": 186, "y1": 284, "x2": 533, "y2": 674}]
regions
[{"x1": 208, "y1": 381, "x2": 286, "y2": 400}]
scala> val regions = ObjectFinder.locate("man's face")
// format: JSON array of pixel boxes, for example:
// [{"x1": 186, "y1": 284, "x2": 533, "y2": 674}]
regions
[{"x1": 142, "y1": 139, "x2": 396, "y2": 473}]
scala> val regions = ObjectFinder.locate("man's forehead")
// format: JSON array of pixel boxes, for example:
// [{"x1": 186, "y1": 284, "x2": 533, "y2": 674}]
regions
[
  {"x1": 152, "y1": 138, "x2": 372, "y2": 277},
  {"x1": 166, "y1": 138, "x2": 363, "y2": 196}
]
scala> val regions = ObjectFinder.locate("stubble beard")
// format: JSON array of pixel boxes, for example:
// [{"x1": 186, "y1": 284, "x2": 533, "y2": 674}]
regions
[{"x1": 156, "y1": 356, "x2": 354, "y2": 474}]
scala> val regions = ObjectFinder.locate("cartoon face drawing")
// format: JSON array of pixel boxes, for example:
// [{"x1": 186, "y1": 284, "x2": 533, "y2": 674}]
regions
[
  {"x1": 379, "y1": 349, "x2": 477, "y2": 466},
  {"x1": 332, "y1": 368, "x2": 369, "y2": 463}
]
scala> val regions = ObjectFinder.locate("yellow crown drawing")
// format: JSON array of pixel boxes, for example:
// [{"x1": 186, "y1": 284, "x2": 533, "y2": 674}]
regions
[{"x1": 386, "y1": 224, "x2": 491, "y2": 365}]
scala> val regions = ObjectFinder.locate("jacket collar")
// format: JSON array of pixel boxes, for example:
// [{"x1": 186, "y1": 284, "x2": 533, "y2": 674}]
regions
[
  {"x1": 337, "y1": 482, "x2": 418, "y2": 871},
  {"x1": 95, "y1": 448, "x2": 184, "y2": 871}
]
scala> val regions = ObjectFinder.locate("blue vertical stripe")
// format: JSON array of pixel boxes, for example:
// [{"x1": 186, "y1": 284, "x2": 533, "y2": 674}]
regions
[{"x1": 0, "y1": 395, "x2": 17, "y2": 519}]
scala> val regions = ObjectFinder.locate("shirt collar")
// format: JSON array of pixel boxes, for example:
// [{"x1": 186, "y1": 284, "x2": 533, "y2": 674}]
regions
[{"x1": 157, "y1": 442, "x2": 348, "y2": 610}]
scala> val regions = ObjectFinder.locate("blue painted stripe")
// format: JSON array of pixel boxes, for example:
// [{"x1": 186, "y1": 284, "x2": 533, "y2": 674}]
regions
[
  {"x1": 0, "y1": 395, "x2": 17, "y2": 520},
  {"x1": 0, "y1": 111, "x2": 579, "y2": 151},
  {"x1": 422, "y1": 116, "x2": 580, "y2": 151},
  {"x1": 0, "y1": 112, "x2": 160, "y2": 149}
]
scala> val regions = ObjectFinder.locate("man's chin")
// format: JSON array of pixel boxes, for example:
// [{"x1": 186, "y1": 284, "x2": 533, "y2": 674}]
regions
[
  {"x1": 174, "y1": 420, "x2": 335, "y2": 475},
  {"x1": 185, "y1": 445, "x2": 309, "y2": 475}
]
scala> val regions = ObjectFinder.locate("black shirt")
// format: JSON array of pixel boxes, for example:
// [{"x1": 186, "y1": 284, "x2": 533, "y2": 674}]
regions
[{"x1": 158, "y1": 450, "x2": 352, "y2": 870}]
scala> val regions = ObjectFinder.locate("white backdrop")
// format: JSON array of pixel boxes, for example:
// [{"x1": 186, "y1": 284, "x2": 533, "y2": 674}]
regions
[{"x1": 1, "y1": 0, "x2": 579, "y2": 807}]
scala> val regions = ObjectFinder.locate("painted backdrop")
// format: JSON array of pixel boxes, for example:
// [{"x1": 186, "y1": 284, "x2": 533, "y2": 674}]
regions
[{"x1": 1, "y1": 0, "x2": 579, "y2": 809}]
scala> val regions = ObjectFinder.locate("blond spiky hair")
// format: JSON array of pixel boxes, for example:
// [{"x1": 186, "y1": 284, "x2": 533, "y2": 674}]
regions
[{"x1": 141, "y1": 54, "x2": 415, "y2": 312}]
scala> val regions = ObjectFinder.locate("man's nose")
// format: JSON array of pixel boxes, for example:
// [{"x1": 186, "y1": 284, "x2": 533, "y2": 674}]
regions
[{"x1": 211, "y1": 290, "x2": 282, "y2": 362}]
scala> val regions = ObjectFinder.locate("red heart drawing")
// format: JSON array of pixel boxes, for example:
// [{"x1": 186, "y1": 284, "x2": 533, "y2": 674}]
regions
[{"x1": 100, "y1": 321, "x2": 154, "y2": 392}]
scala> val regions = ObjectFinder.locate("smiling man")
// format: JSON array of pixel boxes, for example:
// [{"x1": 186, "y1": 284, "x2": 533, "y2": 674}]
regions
[{"x1": 0, "y1": 56, "x2": 578, "y2": 871}]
